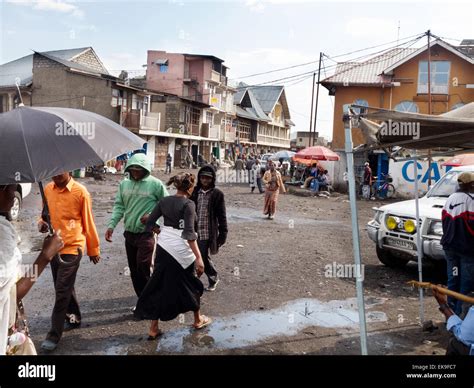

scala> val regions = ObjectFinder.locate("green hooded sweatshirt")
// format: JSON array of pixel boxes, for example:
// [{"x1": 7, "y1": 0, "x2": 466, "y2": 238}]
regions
[{"x1": 108, "y1": 153, "x2": 168, "y2": 233}]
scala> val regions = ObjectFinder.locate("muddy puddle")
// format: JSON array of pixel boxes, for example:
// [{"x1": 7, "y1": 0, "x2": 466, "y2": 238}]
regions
[{"x1": 156, "y1": 297, "x2": 387, "y2": 353}]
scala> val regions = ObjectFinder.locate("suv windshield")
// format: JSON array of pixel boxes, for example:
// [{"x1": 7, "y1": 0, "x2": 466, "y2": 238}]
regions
[{"x1": 427, "y1": 170, "x2": 461, "y2": 198}]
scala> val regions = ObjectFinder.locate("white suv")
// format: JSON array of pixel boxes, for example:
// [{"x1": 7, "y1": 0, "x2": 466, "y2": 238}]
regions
[
  {"x1": 367, "y1": 165, "x2": 474, "y2": 268},
  {"x1": 10, "y1": 183, "x2": 32, "y2": 221}
]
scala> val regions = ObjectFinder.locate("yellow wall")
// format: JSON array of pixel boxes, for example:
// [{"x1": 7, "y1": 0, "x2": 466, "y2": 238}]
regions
[{"x1": 330, "y1": 45, "x2": 474, "y2": 149}]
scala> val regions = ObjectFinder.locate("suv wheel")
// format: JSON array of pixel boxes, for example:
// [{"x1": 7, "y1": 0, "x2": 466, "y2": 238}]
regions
[{"x1": 376, "y1": 245, "x2": 409, "y2": 268}]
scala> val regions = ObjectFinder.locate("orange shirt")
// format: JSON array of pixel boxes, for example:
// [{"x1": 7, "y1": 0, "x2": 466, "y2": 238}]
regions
[{"x1": 43, "y1": 178, "x2": 100, "y2": 257}]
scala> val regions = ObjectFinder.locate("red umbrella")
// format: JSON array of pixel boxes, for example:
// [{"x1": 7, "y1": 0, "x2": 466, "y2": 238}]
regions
[
  {"x1": 293, "y1": 146, "x2": 340, "y2": 165},
  {"x1": 441, "y1": 153, "x2": 474, "y2": 167}
]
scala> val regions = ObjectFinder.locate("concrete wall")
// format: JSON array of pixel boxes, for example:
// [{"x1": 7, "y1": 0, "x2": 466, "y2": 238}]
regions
[
  {"x1": 32, "y1": 54, "x2": 119, "y2": 122},
  {"x1": 73, "y1": 49, "x2": 108, "y2": 74},
  {"x1": 389, "y1": 159, "x2": 450, "y2": 197},
  {"x1": 147, "y1": 51, "x2": 185, "y2": 95}
]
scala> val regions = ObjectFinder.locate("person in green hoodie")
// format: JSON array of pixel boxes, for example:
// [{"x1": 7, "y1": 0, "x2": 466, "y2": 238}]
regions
[{"x1": 105, "y1": 153, "x2": 168, "y2": 298}]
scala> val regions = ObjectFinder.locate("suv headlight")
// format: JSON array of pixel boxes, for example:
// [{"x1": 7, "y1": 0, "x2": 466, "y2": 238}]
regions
[
  {"x1": 428, "y1": 220, "x2": 443, "y2": 236},
  {"x1": 386, "y1": 215, "x2": 400, "y2": 230}
]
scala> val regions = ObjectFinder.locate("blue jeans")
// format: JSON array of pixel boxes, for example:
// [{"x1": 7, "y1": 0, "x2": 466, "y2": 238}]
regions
[{"x1": 444, "y1": 249, "x2": 474, "y2": 315}]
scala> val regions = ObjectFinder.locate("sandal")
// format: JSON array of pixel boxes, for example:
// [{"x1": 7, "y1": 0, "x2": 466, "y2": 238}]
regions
[
  {"x1": 193, "y1": 315, "x2": 212, "y2": 330},
  {"x1": 147, "y1": 329, "x2": 164, "y2": 341}
]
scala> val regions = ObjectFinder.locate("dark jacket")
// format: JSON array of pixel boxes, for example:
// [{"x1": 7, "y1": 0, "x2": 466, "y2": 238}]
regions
[{"x1": 190, "y1": 165, "x2": 228, "y2": 255}]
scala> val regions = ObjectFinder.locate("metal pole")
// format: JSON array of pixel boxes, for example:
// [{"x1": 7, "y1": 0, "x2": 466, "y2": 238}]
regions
[
  {"x1": 427, "y1": 30, "x2": 433, "y2": 187},
  {"x1": 308, "y1": 72, "x2": 316, "y2": 143},
  {"x1": 413, "y1": 154, "x2": 425, "y2": 323},
  {"x1": 344, "y1": 109, "x2": 368, "y2": 355},
  {"x1": 312, "y1": 53, "x2": 323, "y2": 147}
]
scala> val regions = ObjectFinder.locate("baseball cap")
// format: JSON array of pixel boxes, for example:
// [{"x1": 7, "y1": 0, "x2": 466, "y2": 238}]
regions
[{"x1": 457, "y1": 172, "x2": 474, "y2": 184}]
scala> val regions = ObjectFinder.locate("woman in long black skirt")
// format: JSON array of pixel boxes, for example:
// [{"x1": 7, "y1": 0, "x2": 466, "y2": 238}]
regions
[{"x1": 134, "y1": 173, "x2": 211, "y2": 339}]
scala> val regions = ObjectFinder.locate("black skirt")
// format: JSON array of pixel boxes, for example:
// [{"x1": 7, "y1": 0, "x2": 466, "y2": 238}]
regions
[{"x1": 134, "y1": 245, "x2": 204, "y2": 321}]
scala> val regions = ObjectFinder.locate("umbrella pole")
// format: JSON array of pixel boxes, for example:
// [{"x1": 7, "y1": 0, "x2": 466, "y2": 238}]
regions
[
  {"x1": 38, "y1": 181, "x2": 54, "y2": 235},
  {"x1": 344, "y1": 112, "x2": 368, "y2": 355},
  {"x1": 413, "y1": 155, "x2": 425, "y2": 324}
]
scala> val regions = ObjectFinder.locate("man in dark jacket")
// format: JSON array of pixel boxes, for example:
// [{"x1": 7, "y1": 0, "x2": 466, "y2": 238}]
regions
[{"x1": 191, "y1": 165, "x2": 228, "y2": 291}]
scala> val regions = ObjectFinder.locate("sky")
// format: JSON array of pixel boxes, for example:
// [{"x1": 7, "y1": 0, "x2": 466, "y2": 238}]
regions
[{"x1": 1, "y1": 0, "x2": 473, "y2": 141}]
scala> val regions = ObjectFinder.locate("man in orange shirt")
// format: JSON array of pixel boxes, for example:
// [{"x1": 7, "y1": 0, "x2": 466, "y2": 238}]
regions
[{"x1": 38, "y1": 172, "x2": 100, "y2": 351}]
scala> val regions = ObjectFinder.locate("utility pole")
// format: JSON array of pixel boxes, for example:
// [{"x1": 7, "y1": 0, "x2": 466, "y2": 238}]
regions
[
  {"x1": 427, "y1": 30, "x2": 433, "y2": 187},
  {"x1": 312, "y1": 52, "x2": 323, "y2": 147},
  {"x1": 308, "y1": 72, "x2": 316, "y2": 146}
]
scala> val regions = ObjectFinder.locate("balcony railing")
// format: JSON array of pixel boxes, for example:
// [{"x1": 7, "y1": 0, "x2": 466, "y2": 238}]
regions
[
  {"x1": 140, "y1": 112, "x2": 160, "y2": 131},
  {"x1": 122, "y1": 111, "x2": 140, "y2": 129},
  {"x1": 210, "y1": 70, "x2": 221, "y2": 83},
  {"x1": 257, "y1": 135, "x2": 290, "y2": 147},
  {"x1": 209, "y1": 124, "x2": 220, "y2": 139}
]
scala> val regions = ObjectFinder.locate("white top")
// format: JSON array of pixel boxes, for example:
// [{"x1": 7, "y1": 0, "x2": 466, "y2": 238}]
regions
[
  {"x1": 0, "y1": 216, "x2": 22, "y2": 355},
  {"x1": 157, "y1": 225, "x2": 195, "y2": 269}
]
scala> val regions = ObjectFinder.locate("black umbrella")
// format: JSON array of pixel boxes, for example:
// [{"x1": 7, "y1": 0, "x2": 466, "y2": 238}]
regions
[{"x1": 0, "y1": 106, "x2": 145, "y2": 232}]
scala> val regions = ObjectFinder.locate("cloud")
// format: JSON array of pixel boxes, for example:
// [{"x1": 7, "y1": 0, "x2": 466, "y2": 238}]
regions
[
  {"x1": 245, "y1": 0, "x2": 265, "y2": 13},
  {"x1": 345, "y1": 17, "x2": 399, "y2": 38},
  {"x1": 6, "y1": 0, "x2": 84, "y2": 18}
]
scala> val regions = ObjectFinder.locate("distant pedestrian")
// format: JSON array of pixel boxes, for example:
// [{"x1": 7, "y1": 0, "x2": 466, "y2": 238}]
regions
[
  {"x1": 263, "y1": 161, "x2": 286, "y2": 220},
  {"x1": 362, "y1": 162, "x2": 372, "y2": 200},
  {"x1": 246, "y1": 156, "x2": 254, "y2": 184},
  {"x1": 165, "y1": 153, "x2": 172, "y2": 174},
  {"x1": 234, "y1": 156, "x2": 244, "y2": 183},
  {"x1": 135, "y1": 173, "x2": 211, "y2": 339},
  {"x1": 250, "y1": 159, "x2": 263, "y2": 193}
]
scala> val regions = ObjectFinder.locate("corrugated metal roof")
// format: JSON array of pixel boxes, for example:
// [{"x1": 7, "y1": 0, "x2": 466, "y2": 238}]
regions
[
  {"x1": 247, "y1": 89, "x2": 271, "y2": 121},
  {"x1": 0, "y1": 47, "x2": 99, "y2": 88},
  {"x1": 233, "y1": 89, "x2": 246, "y2": 104},
  {"x1": 248, "y1": 85, "x2": 283, "y2": 113},
  {"x1": 321, "y1": 48, "x2": 418, "y2": 86},
  {"x1": 41, "y1": 47, "x2": 91, "y2": 61},
  {"x1": 0, "y1": 54, "x2": 34, "y2": 87}
]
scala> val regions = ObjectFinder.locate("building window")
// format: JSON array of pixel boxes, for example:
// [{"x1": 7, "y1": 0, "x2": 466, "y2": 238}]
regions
[
  {"x1": 159, "y1": 64, "x2": 168, "y2": 73},
  {"x1": 418, "y1": 61, "x2": 450, "y2": 94},
  {"x1": 206, "y1": 111, "x2": 214, "y2": 124},
  {"x1": 394, "y1": 100, "x2": 419, "y2": 113},
  {"x1": 183, "y1": 106, "x2": 200, "y2": 125},
  {"x1": 238, "y1": 121, "x2": 251, "y2": 140},
  {"x1": 451, "y1": 102, "x2": 465, "y2": 111},
  {"x1": 352, "y1": 99, "x2": 369, "y2": 115}
]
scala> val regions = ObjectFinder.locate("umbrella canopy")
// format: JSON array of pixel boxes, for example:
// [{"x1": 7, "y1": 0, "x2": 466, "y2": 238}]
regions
[
  {"x1": 269, "y1": 150, "x2": 295, "y2": 161},
  {"x1": 359, "y1": 102, "x2": 474, "y2": 150},
  {"x1": 0, "y1": 106, "x2": 144, "y2": 184},
  {"x1": 441, "y1": 153, "x2": 474, "y2": 167},
  {"x1": 294, "y1": 146, "x2": 340, "y2": 165}
]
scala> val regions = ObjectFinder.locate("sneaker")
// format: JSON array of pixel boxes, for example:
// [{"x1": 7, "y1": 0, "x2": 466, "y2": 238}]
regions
[
  {"x1": 206, "y1": 278, "x2": 220, "y2": 292},
  {"x1": 40, "y1": 339, "x2": 58, "y2": 352}
]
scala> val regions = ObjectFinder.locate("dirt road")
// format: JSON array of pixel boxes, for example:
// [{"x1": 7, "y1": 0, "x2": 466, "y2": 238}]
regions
[{"x1": 16, "y1": 171, "x2": 449, "y2": 355}]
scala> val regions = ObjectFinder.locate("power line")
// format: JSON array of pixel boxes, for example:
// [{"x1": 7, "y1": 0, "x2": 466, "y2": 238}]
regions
[{"x1": 230, "y1": 32, "x2": 425, "y2": 81}]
